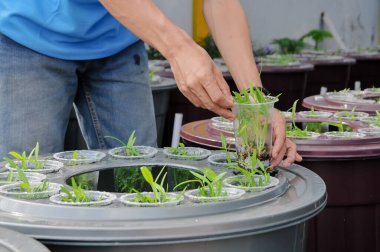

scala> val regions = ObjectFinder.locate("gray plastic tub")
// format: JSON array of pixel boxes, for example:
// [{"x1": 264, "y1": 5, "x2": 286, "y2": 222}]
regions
[
  {"x1": 0, "y1": 227, "x2": 49, "y2": 252},
  {"x1": 0, "y1": 149, "x2": 326, "y2": 252}
]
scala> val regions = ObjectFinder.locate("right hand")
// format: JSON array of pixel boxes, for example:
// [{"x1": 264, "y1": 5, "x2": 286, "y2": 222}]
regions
[{"x1": 168, "y1": 41, "x2": 234, "y2": 120}]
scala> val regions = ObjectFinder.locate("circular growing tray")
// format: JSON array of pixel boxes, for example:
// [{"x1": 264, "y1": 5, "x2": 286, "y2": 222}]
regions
[{"x1": 0, "y1": 149, "x2": 326, "y2": 249}]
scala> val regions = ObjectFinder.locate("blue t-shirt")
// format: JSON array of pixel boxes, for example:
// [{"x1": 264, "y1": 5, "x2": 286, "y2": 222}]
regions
[{"x1": 0, "y1": 0, "x2": 140, "y2": 60}]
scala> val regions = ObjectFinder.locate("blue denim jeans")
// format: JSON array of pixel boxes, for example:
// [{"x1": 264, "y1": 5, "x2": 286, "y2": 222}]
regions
[{"x1": 0, "y1": 34, "x2": 157, "y2": 158}]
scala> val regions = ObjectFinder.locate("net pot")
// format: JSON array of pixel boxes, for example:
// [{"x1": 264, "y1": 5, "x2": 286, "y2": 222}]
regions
[
  {"x1": 333, "y1": 111, "x2": 369, "y2": 121},
  {"x1": 5, "y1": 160, "x2": 63, "y2": 174},
  {"x1": 0, "y1": 172, "x2": 46, "y2": 186},
  {"x1": 298, "y1": 111, "x2": 332, "y2": 118},
  {"x1": 50, "y1": 191, "x2": 116, "y2": 207},
  {"x1": 207, "y1": 152, "x2": 237, "y2": 167},
  {"x1": 323, "y1": 131, "x2": 365, "y2": 139},
  {"x1": 108, "y1": 146, "x2": 158, "y2": 159},
  {"x1": 184, "y1": 187, "x2": 245, "y2": 203},
  {"x1": 53, "y1": 150, "x2": 106, "y2": 165},
  {"x1": 223, "y1": 175, "x2": 280, "y2": 192},
  {"x1": 119, "y1": 192, "x2": 183, "y2": 207},
  {"x1": 0, "y1": 182, "x2": 61, "y2": 199},
  {"x1": 163, "y1": 147, "x2": 211, "y2": 161}
]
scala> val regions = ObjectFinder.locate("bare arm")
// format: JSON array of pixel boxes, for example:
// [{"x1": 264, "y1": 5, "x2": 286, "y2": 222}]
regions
[
  {"x1": 203, "y1": 0, "x2": 302, "y2": 167},
  {"x1": 203, "y1": 0, "x2": 262, "y2": 90},
  {"x1": 99, "y1": 0, "x2": 234, "y2": 120}
]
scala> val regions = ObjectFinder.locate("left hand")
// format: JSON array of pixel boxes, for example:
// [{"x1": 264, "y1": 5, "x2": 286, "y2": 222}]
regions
[{"x1": 270, "y1": 109, "x2": 302, "y2": 168}]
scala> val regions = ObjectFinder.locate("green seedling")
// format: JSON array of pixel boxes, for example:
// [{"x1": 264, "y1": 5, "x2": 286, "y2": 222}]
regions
[
  {"x1": 334, "y1": 107, "x2": 358, "y2": 122},
  {"x1": 286, "y1": 100, "x2": 313, "y2": 138},
  {"x1": 220, "y1": 133, "x2": 233, "y2": 165},
  {"x1": 164, "y1": 143, "x2": 203, "y2": 160},
  {"x1": 174, "y1": 168, "x2": 227, "y2": 198},
  {"x1": 131, "y1": 166, "x2": 184, "y2": 204},
  {"x1": 227, "y1": 150, "x2": 271, "y2": 187},
  {"x1": 67, "y1": 149, "x2": 87, "y2": 165},
  {"x1": 364, "y1": 111, "x2": 380, "y2": 127},
  {"x1": 60, "y1": 177, "x2": 93, "y2": 203},
  {"x1": 15, "y1": 165, "x2": 48, "y2": 193},
  {"x1": 3, "y1": 142, "x2": 45, "y2": 171},
  {"x1": 164, "y1": 143, "x2": 188, "y2": 156},
  {"x1": 105, "y1": 131, "x2": 141, "y2": 156}
]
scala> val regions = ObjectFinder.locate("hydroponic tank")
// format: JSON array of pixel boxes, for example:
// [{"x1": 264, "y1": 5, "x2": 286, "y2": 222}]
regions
[{"x1": 0, "y1": 149, "x2": 326, "y2": 252}]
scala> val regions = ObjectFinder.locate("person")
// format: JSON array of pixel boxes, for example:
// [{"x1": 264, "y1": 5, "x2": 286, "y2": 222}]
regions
[{"x1": 0, "y1": 0, "x2": 301, "y2": 167}]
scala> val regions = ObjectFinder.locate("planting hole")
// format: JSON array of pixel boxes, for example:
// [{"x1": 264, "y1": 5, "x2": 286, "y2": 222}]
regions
[{"x1": 67, "y1": 165, "x2": 200, "y2": 193}]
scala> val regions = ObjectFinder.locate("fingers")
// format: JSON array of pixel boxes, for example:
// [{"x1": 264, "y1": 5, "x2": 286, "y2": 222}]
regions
[
  {"x1": 270, "y1": 143, "x2": 286, "y2": 169},
  {"x1": 282, "y1": 139, "x2": 301, "y2": 168},
  {"x1": 271, "y1": 139, "x2": 302, "y2": 169},
  {"x1": 174, "y1": 65, "x2": 234, "y2": 119},
  {"x1": 189, "y1": 80, "x2": 234, "y2": 119},
  {"x1": 271, "y1": 110, "x2": 286, "y2": 159}
]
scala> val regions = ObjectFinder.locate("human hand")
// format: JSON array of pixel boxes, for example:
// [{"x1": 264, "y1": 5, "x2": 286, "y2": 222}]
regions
[
  {"x1": 168, "y1": 42, "x2": 234, "y2": 120},
  {"x1": 271, "y1": 109, "x2": 302, "y2": 168}
]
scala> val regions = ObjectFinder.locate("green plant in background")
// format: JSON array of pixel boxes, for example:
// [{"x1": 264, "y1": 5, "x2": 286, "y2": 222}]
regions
[
  {"x1": 147, "y1": 46, "x2": 165, "y2": 60},
  {"x1": 174, "y1": 168, "x2": 227, "y2": 198},
  {"x1": 286, "y1": 100, "x2": 313, "y2": 138},
  {"x1": 233, "y1": 87, "x2": 276, "y2": 162},
  {"x1": 69, "y1": 172, "x2": 98, "y2": 191},
  {"x1": 115, "y1": 167, "x2": 146, "y2": 193},
  {"x1": 3, "y1": 142, "x2": 45, "y2": 171},
  {"x1": 171, "y1": 169, "x2": 198, "y2": 191},
  {"x1": 105, "y1": 131, "x2": 140, "y2": 156},
  {"x1": 15, "y1": 165, "x2": 48, "y2": 193},
  {"x1": 227, "y1": 150, "x2": 271, "y2": 187},
  {"x1": 202, "y1": 34, "x2": 221, "y2": 59},
  {"x1": 259, "y1": 54, "x2": 298, "y2": 65},
  {"x1": 60, "y1": 177, "x2": 93, "y2": 203},
  {"x1": 131, "y1": 166, "x2": 184, "y2": 204},
  {"x1": 301, "y1": 29, "x2": 333, "y2": 50},
  {"x1": 271, "y1": 38, "x2": 306, "y2": 54},
  {"x1": 303, "y1": 122, "x2": 325, "y2": 133}
]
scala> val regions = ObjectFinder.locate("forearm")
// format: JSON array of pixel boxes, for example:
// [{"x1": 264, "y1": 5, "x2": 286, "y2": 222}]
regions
[
  {"x1": 203, "y1": 0, "x2": 262, "y2": 90},
  {"x1": 99, "y1": 0, "x2": 196, "y2": 61}
]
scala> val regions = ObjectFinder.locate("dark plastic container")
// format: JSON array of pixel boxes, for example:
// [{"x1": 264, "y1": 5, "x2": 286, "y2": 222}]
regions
[
  {"x1": 345, "y1": 52, "x2": 380, "y2": 90},
  {"x1": 0, "y1": 227, "x2": 50, "y2": 252},
  {"x1": 180, "y1": 116, "x2": 380, "y2": 252},
  {"x1": 259, "y1": 64, "x2": 314, "y2": 111},
  {"x1": 300, "y1": 57, "x2": 355, "y2": 97}
]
